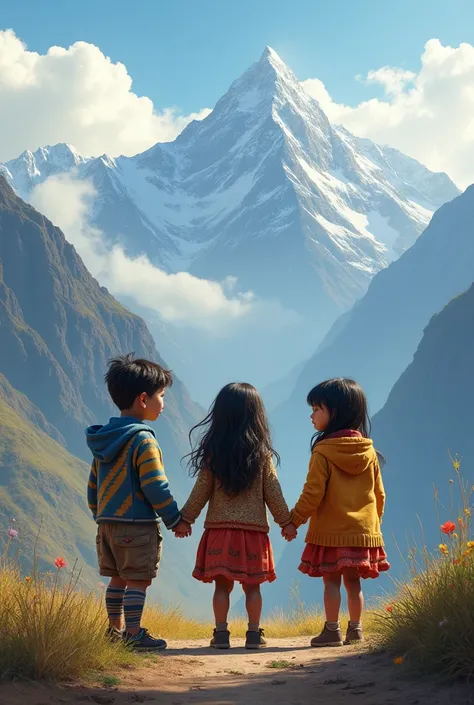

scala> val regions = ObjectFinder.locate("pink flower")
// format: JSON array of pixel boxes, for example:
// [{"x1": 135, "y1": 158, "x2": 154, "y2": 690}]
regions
[
  {"x1": 54, "y1": 557, "x2": 67, "y2": 569},
  {"x1": 7, "y1": 527, "x2": 18, "y2": 539},
  {"x1": 98, "y1": 582, "x2": 105, "y2": 590}
]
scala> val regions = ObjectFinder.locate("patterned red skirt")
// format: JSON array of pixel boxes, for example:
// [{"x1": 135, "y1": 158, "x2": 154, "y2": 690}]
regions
[
  {"x1": 299, "y1": 544, "x2": 390, "y2": 579},
  {"x1": 193, "y1": 528, "x2": 276, "y2": 584}
]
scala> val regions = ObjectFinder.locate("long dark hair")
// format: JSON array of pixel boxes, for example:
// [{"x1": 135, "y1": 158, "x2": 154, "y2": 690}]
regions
[
  {"x1": 307, "y1": 378, "x2": 384, "y2": 463},
  {"x1": 187, "y1": 383, "x2": 279, "y2": 495}
]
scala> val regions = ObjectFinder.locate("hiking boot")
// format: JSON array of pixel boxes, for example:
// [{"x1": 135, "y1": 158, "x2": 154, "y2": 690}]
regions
[
  {"x1": 210, "y1": 629, "x2": 231, "y2": 649},
  {"x1": 344, "y1": 623, "x2": 363, "y2": 645},
  {"x1": 124, "y1": 627, "x2": 167, "y2": 651},
  {"x1": 105, "y1": 625, "x2": 124, "y2": 643},
  {"x1": 310, "y1": 623, "x2": 343, "y2": 648},
  {"x1": 245, "y1": 628, "x2": 267, "y2": 649}
]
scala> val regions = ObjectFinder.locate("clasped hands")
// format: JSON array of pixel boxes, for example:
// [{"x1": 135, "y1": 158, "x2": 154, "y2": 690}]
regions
[
  {"x1": 174, "y1": 519, "x2": 192, "y2": 538},
  {"x1": 281, "y1": 522, "x2": 297, "y2": 542}
]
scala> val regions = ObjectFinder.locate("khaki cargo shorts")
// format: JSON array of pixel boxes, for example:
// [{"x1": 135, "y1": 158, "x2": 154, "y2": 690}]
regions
[{"x1": 96, "y1": 522, "x2": 162, "y2": 581}]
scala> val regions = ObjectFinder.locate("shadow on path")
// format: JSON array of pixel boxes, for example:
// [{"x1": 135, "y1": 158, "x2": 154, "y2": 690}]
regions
[{"x1": 0, "y1": 638, "x2": 471, "y2": 705}]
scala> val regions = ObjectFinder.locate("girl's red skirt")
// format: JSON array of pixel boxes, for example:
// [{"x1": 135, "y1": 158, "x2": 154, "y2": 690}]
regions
[
  {"x1": 299, "y1": 544, "x2": 390, "y2": 579},
  {"x1": 193, "y1": 528, "x2": 276, "y2": 584}
]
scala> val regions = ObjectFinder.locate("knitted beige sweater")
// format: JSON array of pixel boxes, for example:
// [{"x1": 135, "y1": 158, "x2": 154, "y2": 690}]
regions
[{"x1": 181, "y1": 461, "x2": 291, "y2": 532}]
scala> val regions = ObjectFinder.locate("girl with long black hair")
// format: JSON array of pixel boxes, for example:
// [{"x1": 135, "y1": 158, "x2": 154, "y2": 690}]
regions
[{"x1": 178, "y1": 382, "x2": 295, "y2": 650}]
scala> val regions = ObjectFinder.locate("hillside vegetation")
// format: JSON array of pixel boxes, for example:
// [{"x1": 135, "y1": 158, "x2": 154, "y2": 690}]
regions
[{"x1": 0, "y1": 392, "x2": 96, "y2": 581}]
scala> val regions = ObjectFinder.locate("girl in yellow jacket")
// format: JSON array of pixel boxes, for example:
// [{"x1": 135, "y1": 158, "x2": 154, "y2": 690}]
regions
[{"x1": 288, "y1": 378, "x2": 389, "y2": 648}]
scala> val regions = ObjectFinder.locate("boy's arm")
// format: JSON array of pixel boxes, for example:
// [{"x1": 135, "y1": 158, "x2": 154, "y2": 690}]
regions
[
  {"x1": 180, "y1": 468, "x2": 214, "y2": 524},
  {"x1": 134, "y1": 436, "x2": 181, "y2": 530},
  {"x1": 289, "y1": 452, "x2": 330, "y2": 528},
  {"x1": 263, "y1": 459, "x2": 292, "y2": 527},
  {"x1": 374, "y1": 462, "x2": 386, "y2": 521},
  {"x1": 87, "y1": 460, "x2": 98, "y2": 519}
]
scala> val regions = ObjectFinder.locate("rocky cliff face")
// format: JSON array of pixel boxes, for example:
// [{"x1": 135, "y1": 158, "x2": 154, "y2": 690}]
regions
[
  {"x1": 372, "y1": 280, "x2": 474, "y2": 567},
  {"x1": 0, "y1": 175, "x2": 201, "y2": 466}
]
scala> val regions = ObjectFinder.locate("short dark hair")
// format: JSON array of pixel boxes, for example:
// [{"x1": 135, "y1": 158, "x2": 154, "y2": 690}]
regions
[
  {"x1": 307, "y1": 377, "x2": 384, "y2": 464},
  {"x1": 105, "y1": 353, "x2": 172, "y2": 410}
]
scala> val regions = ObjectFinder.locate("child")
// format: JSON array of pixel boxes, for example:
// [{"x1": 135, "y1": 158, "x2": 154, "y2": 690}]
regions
[
  {"x1": 86, "y1": 354, "x2": 190, "y2": 651},
  {"x1": 176, "y1": 383, "x2": 296, "y2": 650},
  {"x1": 288, "y1": 378, "x2": 389, "y2": 647}
]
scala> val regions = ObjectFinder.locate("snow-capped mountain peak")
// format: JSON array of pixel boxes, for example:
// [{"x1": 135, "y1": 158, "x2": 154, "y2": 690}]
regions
[
  {"x1": 4, "y1": 143, "x2": 91, "y2": 194},
  {"x1": 1, "y1": 48, "x2": 460, "y2": 329}
]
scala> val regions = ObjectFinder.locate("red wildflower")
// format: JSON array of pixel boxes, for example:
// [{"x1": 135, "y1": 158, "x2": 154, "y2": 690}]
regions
[
  {"x1": 441, "y1": 521, "x2": 456, "y2": 535},
  {"x1": 54, "y1": 557, "x2": 67, "y2": 569},
  {"x1": 386, "y1": 605, "x2": 393, "y2": 613}
]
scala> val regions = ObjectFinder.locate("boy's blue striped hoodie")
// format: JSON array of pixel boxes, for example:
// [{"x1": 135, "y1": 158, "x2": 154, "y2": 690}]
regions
[{"x1": 86, "y1": 417, "x2": 181, "y2": 529}]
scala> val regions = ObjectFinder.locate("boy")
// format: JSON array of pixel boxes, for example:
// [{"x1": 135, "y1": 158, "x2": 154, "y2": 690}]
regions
[{"x1": 86, "y1": 353, "x2": 190, "y2": 650}]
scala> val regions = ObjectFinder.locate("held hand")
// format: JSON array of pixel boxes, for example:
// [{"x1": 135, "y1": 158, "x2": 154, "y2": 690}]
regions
[
  {"x1": 282, "y1": 522, "x2": 297, "y2": 542},
  {"x1": 174, "y1": 520, "x2": 192, "y2": 538}
]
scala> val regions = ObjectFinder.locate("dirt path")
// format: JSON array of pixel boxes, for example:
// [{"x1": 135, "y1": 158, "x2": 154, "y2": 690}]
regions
[{"x1": 0, "y1": 638, "x2": 471, "y2": 705}]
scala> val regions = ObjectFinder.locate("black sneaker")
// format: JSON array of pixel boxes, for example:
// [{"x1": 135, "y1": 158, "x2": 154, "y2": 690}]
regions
[
  {"x1": 210, "y1": 629, "x2": 231, "y2": 649},
  {"x1": 245, "y1": 628, "x2": 267, "y2": 649},
  {"x1": 124, "y1": 627, "x2": 167, "y2": 651},
  {"x1": 105, "y1": 625, "x2": 124, "y2": 642}
]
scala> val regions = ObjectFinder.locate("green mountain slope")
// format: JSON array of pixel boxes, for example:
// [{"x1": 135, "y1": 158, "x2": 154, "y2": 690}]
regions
[
  {"x1": 0, "y1": 175, "x2": 200, "y2": 467},
  {"x1": 0, "y1": 387, "x2": 96, "y2": 582}
]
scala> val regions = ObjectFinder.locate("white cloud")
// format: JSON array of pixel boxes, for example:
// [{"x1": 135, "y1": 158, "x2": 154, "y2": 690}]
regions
[
  {"x1": 302, "y1": 38, "x2": 474, "y2": 188},
  {"x1": 0, "y1": 29, "x2": 211, "y2": 162},
  {"x1": 29, "y1": 174, "x2": 296, "y2": 333}
]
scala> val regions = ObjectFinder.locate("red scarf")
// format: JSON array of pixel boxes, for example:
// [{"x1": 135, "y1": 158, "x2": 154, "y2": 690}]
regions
[{"x1": 325, "y1": 429, "x2": 362, "y2": 439}]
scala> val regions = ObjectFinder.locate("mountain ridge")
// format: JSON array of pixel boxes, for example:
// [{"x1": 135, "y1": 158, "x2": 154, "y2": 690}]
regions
[
  {"x1": 372, "y1": 279, "x2": 474, "y2": 573},
  {"x1": 0, "y1": 174, "x2": 201, "y2": 462}
]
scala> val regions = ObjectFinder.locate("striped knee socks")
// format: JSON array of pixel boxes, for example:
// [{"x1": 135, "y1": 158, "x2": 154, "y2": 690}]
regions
[
  {"x1": 124, "y1": 589, "x2": 147, "y2": 632},
  {"x1": 105, "y1": 585, "x2": 125, "y2": 623}
]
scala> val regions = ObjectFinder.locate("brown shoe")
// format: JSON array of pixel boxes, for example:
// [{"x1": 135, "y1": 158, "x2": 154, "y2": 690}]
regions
[
  {"x1": 245, "y1": 628, "x2": 267, "y2": 649},
  {"x1": 210, "y1": 629, "x2": 230, "y2": 649},
  {"x1": 310, "y1": 623, "x2": 343, "y2": 648},
  {"x1": 344, "y1": 623, "x2": 363, "y2": 645}
]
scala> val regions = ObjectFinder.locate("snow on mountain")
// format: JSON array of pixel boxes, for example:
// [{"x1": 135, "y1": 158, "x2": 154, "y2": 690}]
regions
[
  {"x1": 1, "y1": 48, "x2": 460, "y2": 401},
  {"x1": 4, "y1": 143, "x2": 91, "y2": 194}
]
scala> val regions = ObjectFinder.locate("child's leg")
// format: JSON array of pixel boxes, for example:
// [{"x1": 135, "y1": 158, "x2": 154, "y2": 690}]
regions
[
  {"x1": 310, "y1": 573, "x2": 344, "y2": 647},
  {"x1": 123, "y1": 579, "x2": 151, "y2": 636},
  {"x1": 323, "y1": 573, "x2": 342, "y2": 623},
  {"x1": 242, "y1": 583, "x2": 262, "y2": 630},
  {"x1": 343, "y1": 569, "x2": 364, "y2": 623},
  {"x1": 105, "y1": 576, "x2": 127, "y2": 630},
  {"x1": 213, "y1": 576, "x2": 234, "y2": 629},
  {"x1": 242, "y1": 582, "x2": 266, "y2": 649}
]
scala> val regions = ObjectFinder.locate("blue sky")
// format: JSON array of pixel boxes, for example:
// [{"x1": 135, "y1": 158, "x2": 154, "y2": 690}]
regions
[{"x1": 2, "y1": 0, "x2": 474, "y2": 113}]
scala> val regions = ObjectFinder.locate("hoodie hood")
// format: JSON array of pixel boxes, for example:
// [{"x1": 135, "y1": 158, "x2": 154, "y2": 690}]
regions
[
  {"x1": 85, "y1": 417, "x2": 155, "y2": 463},
  {"x1": 314, "y1": 437, "x2": 377, "y2": 475}
]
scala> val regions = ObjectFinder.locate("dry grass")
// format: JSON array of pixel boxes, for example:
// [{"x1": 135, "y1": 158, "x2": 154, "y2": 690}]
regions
[
  {"x1": 0, "y1": 554, "x2": 137, "y2": 681},
  {"x1": 374, "y1": 457, "x2": 474, "y2": 680},
  {"x1": 0, "y1": 548, "x2": 355, "y2": 681}
]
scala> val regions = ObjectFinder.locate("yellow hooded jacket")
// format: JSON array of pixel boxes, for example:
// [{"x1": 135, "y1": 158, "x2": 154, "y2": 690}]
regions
[{"x1": 290, "y1": 437, "x2": 385, "y2": 548}]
